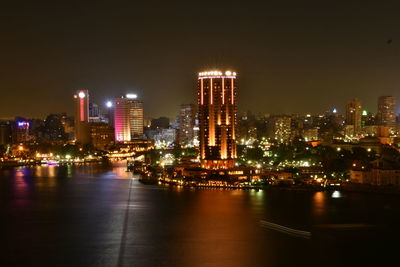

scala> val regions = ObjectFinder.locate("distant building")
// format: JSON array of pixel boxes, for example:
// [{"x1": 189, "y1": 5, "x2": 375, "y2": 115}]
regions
[
  {"x1": 90, "y1": 123, "x2": 114, "y2": 150},
  {"x1": 89, "y1": 103, "x2": 101, "y2": 122},
  {"x1": 60, "y1": 114, "x2": 75, "y2": 141},
  {"x1": 114, "y1": 94, "x2": 144, "y2": 142},
  {"x1": 377, "y1": 96, "x2": 396, "y2": 127},
  {"x1": 363, "y1": 125, "x2": 378, "y2": 137},
  {"x1": 0, "y1": 121, "x2": 11, "y2": 145},
  {"x1": 73, "y1": 90, "x2": 90, "y2": 144},
  {"x1": 42, "y1": 114, "x2": 67, "y2": 142},
  {"x1": 273, "y1": 116, "x2": 292, "y2": 143},
  {"x1": 343, "y1": 125, "x2": 355, "y2": 137},
  {"x1": 345, "y1": 98, "x2": 362, "y2": 135},
  {"x1": 114, "y1": 97, "x2": 131, "y2": 142},
  {"x1": 153, "y1": 128, "x2": 176, "y2": 147},
  {"x1": 350, "y1": 169, "x2": 400, "y2": 186},
  {"x1": 178, "y1": 104, "x2": 196, "y2": 146},
  {"x1": 302, "y1": 128, "x2": 319, "y2": 141},
  {"x1": 12, "y1": 121, "x2": 31, "y2": 143},
  {"x1": 198, "y1": 70, "x2": 237, "y2": 169}
]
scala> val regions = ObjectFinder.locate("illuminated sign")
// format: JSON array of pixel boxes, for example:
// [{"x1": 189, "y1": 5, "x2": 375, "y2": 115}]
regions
[
  {"x1": 198, "y1": 70, "x2": 237, "y2": 78},
  {"x1": 126, "y1": 94, "x2": 137, "y2": 99},
  {"x1": 17, "y1": 121, "x2": 29, "y2": 127}
]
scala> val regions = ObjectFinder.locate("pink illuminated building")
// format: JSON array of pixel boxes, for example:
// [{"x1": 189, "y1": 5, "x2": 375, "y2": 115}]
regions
[{"x1": 114, "y1": 94, "x2": 144, "y2": 142}]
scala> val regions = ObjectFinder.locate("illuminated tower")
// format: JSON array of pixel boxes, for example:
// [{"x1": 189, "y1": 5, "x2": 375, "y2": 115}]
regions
[
  {"x1": 377, "y1": 96, "x2": 396, "y2": 127},
  {"x1": 73, "y1": 90, "x2": 90, "y2": 144},
  {"x1": 345, "y1": 98, "x2": 362, "y2": 135},
  {"x1": 114, "y1": 97, "x2": 131, "y2": 142},
  {"x1": 114, "y1": 94, "x2": 144, "y2": 142},
  {"x1": 198, "y1": 70, "x2": 237, "y2": 169}
]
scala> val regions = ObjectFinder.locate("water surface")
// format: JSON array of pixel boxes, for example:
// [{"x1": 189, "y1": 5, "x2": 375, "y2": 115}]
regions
[{"x1": 1, "y1": 162, "x2": 399, "y2": 266}]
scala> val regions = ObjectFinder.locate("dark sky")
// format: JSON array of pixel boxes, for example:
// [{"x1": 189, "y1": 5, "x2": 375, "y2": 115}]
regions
[{"x1": 1, "y1": 0, "x2": 400, "y2": 119}]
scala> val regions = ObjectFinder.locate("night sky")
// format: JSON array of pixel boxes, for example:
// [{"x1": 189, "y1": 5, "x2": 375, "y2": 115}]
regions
[{"x1": 1, "y1": 1, "x2": 400, "y2": 119}]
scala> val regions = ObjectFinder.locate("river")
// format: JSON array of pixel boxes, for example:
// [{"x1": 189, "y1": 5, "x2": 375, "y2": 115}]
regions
[{"x1": 1, "y1": 161, "x2": 399, "y2": 266}]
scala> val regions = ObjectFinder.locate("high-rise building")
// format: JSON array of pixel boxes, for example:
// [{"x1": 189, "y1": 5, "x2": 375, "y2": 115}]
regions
[
  {"x1": 73, "y1": 90, "x2": 90, "y2": 144},
  {"x1": 377, "y1": 96, "x2": 396, "y2": 127},
  {"x1": 114, "y1": 94, "x2": 144, "y2": 142},
  {"x1": 198, "y1": 70, "x2": 237, "y2": 169},
  {"x1": 178, "y1": 104, "x2": 196, "y2": 146},
  {"x1": 345, "y1": 98, "x2": 362, "y2": 135},
  {"x1": 114, "y1": 97, "x2": 131, "y2": 142},
  {"x1": 272, "y1": 116, "x2": 292, "y2": 143}
]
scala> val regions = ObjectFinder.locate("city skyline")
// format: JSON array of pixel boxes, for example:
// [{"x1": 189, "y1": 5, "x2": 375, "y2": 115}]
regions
[
  {"x1": 2, "y1": 2, "x2": 400, "y2": 267},
  {"x1": 1, "y1": 82, "x2": 399, "y2": 121},
  {"x1": 2, "y1": 1, "x2": 400, "y2": 119}
]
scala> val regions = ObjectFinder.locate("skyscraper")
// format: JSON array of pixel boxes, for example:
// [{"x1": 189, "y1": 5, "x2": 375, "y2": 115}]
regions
[
  {"x1": 377, "y1": 96, "x2": 396, "y2": 127},
  {"x1": 128, "y1": 98, "x2": 144, "y2": 139},
  {"x1": 345, "y1": 98, "x2": 362, "y2": 135},
  {"x1": 178, "y1": 104, "x2": 196, "y2": 146},
  {"x1": 73, "y1": 90, "x2": 90, "y2": 144},
  {"x1": 198, "y1": 70, "x2": 237, "y2": 169},
  {"x1": 114, "y1": 94, "x2": 144, "y2": 142}
]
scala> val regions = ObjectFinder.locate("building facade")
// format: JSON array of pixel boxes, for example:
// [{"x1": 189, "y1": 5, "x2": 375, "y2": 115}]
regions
[
  {"x1": 345, "y1": 98, "x2": 362, "y2": 135},
  {"x1": 114, "y1": 95, "x2": 144, "y2": 142},
  {"x1": 90, "y1": 123, "x2": 115, "y2": 150},
  {"x1": 178, "y1": 104, "x2": 196, "y2": 146},
  {"x1": 128, "y1": 99, "x2": 144, "y2": 139},
  {"x1": 377, "y1": 96, "x2": 396, "y2": 127},
  {"x1": 12, "y1": 121, "x2": 31, "y2": 143},
  {"x1": 273, "y1": 116, "x2": 292, "y2": 143},
  {"x1": 73, "y1": 90, "x2": 90, "y2": 144},
  {"x1": 198, "y1": 70, "x2": 237, "y2": 169}
]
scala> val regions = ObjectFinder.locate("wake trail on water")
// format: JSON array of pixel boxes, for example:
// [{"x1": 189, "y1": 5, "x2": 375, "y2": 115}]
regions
[{"x1": 259, "y1": 220, "x2": 311, "y2": 239}]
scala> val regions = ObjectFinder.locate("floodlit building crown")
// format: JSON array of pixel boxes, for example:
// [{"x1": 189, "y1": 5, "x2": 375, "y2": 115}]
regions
[{"x1": 198, "y1": 70, "x2": 237, "y2": 78}]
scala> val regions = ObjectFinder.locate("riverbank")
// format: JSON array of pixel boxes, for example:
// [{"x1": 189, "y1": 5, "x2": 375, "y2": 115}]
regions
[{"x1": 142, "y1": 177, "x2": 400, "y2": 195}]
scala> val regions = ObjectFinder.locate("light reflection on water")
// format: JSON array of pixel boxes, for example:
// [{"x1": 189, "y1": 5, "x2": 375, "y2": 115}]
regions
[
  {"x1": 332, "y1": 190, "x2": 342, "y2": 198},
  {"x1": 8, "y1": 161, "x2": 134, "y2": 179},
  {"x1": 2, "y1": 163, "x2": 400, "y2": 266},
  {"x1": 312, "y1": 191, "x2": 327, "y2": 219}
]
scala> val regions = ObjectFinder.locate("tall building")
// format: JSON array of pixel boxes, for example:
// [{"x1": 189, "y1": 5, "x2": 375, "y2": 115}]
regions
[
  {"x1": 198, "y1": 70, "x2": 237, "y2": 169},
  {"x1": 73, "y1": 90, "x2": 90, "y2": 144},
  {"x1": 377, "y1": 96, "x2": 396, "y2": 127},
  {"x1": 345, "y1": 98, "x2": 362, "y2": 135},
  {"x1": 114, "y1": 94, "x2": 144, "y2": 142},
  {"x1": 272, "y1": 116, "x2": 292, "y2": 143},
  {"x1": 178, "y1": 104, "x2": 196, "y2": 146}
]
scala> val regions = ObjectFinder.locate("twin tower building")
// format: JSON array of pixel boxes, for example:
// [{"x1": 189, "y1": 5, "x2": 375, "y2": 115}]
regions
[{"x1": 74, "y1": 70, "x2": 238, "y2": 170}]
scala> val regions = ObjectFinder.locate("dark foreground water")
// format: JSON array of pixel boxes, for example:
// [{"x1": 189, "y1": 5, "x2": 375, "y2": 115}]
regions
[{"x1": 1, "y1": 162, "x2": 400, "y2": 267}]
